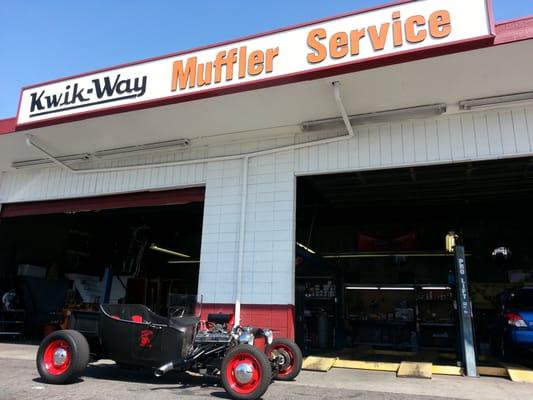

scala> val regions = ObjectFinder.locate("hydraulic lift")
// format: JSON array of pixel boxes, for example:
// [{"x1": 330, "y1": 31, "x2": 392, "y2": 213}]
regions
[{"x1": 446, "y1": 232, "x2": 477, "y2": 377}]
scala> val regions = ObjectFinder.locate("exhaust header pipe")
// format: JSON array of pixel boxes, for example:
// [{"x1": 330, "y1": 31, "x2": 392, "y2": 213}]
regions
[
  {"x1": 154, "y1": 359, "x2": 189, "y2": 377},
  {"x1": 154, "y1": 361, "x2": 175, "y2": 377}
]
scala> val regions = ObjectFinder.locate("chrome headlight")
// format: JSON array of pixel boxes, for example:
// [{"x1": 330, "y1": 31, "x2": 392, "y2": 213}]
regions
[
  {"x1": 238, "y1": 331, "x2": 254, "y2": 345},
  {"x1": 263, "y1": 329, "x2": 273, "y2": 345}
]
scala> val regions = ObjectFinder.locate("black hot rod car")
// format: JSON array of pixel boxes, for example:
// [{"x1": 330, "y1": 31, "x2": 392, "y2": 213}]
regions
[{"x1": 36, "y1": 303, "x2": 302, "y2": 400}]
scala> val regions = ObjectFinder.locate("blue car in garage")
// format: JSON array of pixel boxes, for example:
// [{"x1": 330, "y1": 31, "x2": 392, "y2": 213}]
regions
[{"x1": 495, "y1": 287, "x2": 533, "y2": 361}]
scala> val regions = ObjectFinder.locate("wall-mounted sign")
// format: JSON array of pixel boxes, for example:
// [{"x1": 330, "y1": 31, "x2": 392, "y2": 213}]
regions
[{"x1": 16, "y1": 0, "x2": 493, "y2": 127}]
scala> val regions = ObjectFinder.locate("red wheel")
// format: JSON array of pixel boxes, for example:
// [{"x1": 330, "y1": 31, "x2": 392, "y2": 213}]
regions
[
  {"x1": 221, "y1": 344, "x2": 271, "y2": 400},
  {"x1": 36, "y1": 330, "x2": 90, "y2": 384},
  {"x1": 43, "y1": 339, "x2": 72, "y2": 375},
  {"x1": 267, "y1": 338, "x2": 303, "y2": 381}
]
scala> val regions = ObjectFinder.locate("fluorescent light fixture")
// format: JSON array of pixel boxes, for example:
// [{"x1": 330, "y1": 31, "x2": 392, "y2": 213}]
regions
[
  {"x1": 346, "y1": 285, "x2": 415, "y2": 291},
  {"x1": 346, "y1": 286, "x2": 379, "y2": 290},
  {"x1": 323, "y1": 252, "x2": 470, "y2": 258},
  {"x1": 459, "y1": 91, "x2": 533, "y2": 110},
  {"x1": 13, "y1": 139, "x2": 191, "y2": 169},
  {"x1": 421, "y1": 286, "x2": 451, "y2": 290},
  {"x1": 94, "y1": 139, "x2": 190, "y2": 158},
  {"x1": 168, "y1": 260, "x2": 200, "y2": 264},
  {"x1": 12, "y1": 153, "x2": 91, "y2": 169},
  {"x1": 296, "y1": 242, "x2": 316, "y2": 254},
  {"x1": 301, "y1": 103, "x2": 446, "y2": 132},
  {"x1": 150, "y1": 244, "x2": 190, "y2": 258}
]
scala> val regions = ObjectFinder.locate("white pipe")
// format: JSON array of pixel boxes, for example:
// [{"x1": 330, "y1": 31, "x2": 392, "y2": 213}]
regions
[
  {"x1": 24, "y1": 82, "x2": 355, "y2": 326},
  {"x1": 234, "y1": 155, "x2": 249, "y2": 327},
  {"x1": 25, "y1": 136, "x2": 78, "y2": 173}
]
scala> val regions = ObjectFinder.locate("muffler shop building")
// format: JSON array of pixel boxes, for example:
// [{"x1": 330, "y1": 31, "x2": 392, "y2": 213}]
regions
[{"x1": 1, "y1": 0, "x2": 533, "y2": 366}]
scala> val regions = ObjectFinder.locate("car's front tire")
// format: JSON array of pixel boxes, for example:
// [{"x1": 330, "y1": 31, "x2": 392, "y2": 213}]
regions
[
  {"x1": 221, "y1": 344, "x2": 272, "y2": 400},
  {"x1": 36, "y1": 329, "x2": 90, "y2": 384}
]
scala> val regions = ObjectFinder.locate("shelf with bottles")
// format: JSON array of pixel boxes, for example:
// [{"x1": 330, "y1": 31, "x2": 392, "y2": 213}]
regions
[
  {"x1": 415, "y1": 286, "x2": 454, "y2": 302},
  {"x1": 302, "y1": 279, "x2": 337, "y2": 300}
]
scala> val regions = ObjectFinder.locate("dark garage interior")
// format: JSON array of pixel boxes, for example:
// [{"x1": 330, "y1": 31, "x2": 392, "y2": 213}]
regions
[
  {"x1": 295, "y1": 157, "x2": 533, "y2": 365},
  {"x1": 0, "y1": 191, "x2": 204, "y2": 340}
]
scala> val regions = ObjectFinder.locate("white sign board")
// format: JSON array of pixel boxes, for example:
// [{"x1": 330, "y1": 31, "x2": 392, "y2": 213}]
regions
[{"x1": 17, "y1": 0, "x2": 493, "y2": 126}]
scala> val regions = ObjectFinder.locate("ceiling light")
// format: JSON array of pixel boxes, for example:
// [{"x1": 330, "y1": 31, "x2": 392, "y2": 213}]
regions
[
  {"x1": 380, "y1": 287, "x2": 415, "y2": 291},
  {"x1": 13, "y1": 138, "x2": 191, "y2": 169},
  {"x1": 150, "y1": 244, "x2": 190, "y2": 258},
  {"x1": 296, "y1": 242, "x2": 316, "y2": 254},
  {"x1": 301, "y1": 103, "x2": 446, "y2": 132},
  {"x1": 94, "y1": 139, "x2": 190, "y2": 158},
  {"x1": 346, "y1": 286, "x2": 379, "y2": 290},
  {"x1": 12, "y1": 153, "x2": 91, "y2": 169},
  {"x1": 459, "y1": 91, "x2": 533, "y2": 110},
  {"x1": 421, "y1": 286, "x2": 451, "y2": 290},
  {"x1": 168, "y1": 260, "x2": 200, "y2": 264}
]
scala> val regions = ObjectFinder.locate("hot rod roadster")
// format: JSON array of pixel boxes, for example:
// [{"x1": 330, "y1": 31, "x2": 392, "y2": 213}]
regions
[{"x1": 36, "y1": 303, "x2": 302, "y2": 400}]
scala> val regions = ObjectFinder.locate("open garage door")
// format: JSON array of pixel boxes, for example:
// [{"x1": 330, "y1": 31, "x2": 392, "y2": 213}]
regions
[
  {"x1": 295, "y1": 157, "x2": 533, "y2": 369},
  {"x1": 0, "y1": 187, "x2": 205, "y2": 339}
]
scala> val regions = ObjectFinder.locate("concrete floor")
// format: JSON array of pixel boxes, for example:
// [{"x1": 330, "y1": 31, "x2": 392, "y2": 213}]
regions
[{"x1": 1, "y1": 342, "x2": 532, "y2": 400}]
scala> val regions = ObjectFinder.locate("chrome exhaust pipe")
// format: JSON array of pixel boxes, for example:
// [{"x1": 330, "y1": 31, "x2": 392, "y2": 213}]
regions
[
  {"x1": 154, "y1": 359, "x2": 189, "y2": 377},
  {"x1": 155, "y1": 361, "x2": 175, "y2": 377}
]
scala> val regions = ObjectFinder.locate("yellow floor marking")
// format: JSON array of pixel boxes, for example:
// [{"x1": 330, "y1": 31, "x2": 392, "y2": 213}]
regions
[
  {"x1": 507, "y1": 369, "x2": 533, "y2": 383},
  {"x1": 302, "y1": 356, "x2": 337, "y2": 372},
  {"x1": 432, "y1": 365, "x2": 463, "y2": 376},
  {"x1": 334, "y1": 359, "x2": 400, "y2": 372},
  {"x1": 397, "y1": 361, "x2": 433, "y2": 379},
  {"x1": 501, "y1": 364, "x2": 533, "y2": 383}
]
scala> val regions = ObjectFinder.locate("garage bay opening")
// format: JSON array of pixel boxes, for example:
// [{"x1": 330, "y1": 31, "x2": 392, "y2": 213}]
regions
[
  {"x1": 295, "y1": 157, "x2": 533, "y2": 368},
  {"x1": 0, "y1": 188, "x2": 204, "y2": 340}
]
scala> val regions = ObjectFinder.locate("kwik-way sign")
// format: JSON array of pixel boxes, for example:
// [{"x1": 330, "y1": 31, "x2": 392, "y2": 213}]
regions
[{"x1": 16, "y1": 0, "x2": 493, "y2": 126}]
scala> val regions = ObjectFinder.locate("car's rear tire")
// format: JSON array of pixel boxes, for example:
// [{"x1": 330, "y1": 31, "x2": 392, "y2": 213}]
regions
[
  {"x1": 221, "y1": 344, "x2": 272, "y2": 400},
  {"x1": 36, "y1": 329, "x2": 90, "y2": 384},
  {"x1": 266, "y1": 338, "x2": 303, "y2": 381}
]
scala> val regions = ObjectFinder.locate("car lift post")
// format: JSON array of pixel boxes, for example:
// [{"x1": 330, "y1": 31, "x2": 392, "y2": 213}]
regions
[{"x1": 447, "y1": 232, "x2": 478, "y2": 377}]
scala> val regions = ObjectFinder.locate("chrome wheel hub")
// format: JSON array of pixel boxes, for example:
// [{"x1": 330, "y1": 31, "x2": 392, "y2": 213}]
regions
[
  {"x1": 53, "y1": 348, "x2": 68, "y2": 366},
  {"x1": 275, "y1": 349, "x2": 290, "y2": 369},
  {"x1": 234, "y1": 362, "x2": 254, "y2": 384}
]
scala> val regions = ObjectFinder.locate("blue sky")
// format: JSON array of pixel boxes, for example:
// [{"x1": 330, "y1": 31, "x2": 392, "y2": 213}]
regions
[{"x1": 1, "y1": 0, "x2": 532, "y2": 119}]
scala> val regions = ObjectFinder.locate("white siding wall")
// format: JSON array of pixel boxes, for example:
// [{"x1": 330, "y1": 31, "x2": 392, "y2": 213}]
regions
[
  {"x1": 1, "y1": 105, "x2": 533, "y2": 306},
  {"x1": 295, "y1": 106, "x2": 533, "y2": 175}
]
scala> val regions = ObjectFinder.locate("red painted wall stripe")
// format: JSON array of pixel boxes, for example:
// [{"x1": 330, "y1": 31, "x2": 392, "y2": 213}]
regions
[{"x1": 201, "y1": 303, "x2": 295, "y2": 340}]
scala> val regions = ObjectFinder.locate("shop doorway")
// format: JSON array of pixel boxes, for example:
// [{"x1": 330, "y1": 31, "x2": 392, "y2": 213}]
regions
[
  {"x1": 295, "y1": 157, "x2": 533, "y2": 367},
  {"x1": 0, "y1": 188, "x2": 204, "y2": 339}
]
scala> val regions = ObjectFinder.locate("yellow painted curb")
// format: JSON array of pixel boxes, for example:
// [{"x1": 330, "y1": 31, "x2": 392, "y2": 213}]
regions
[
  {"x1": 302, "y1": 356, "x2": 337, "y2": 372},
  {"x1": 432, "y1": 365, "x2": 463, "y2": 376},
  {"x1": 477, "y1": 366, "x2": 509, "y2": 378},
  {"x1": 507, "y1": 369, "x2": 533, "y2": 383},
  {"x1": 397, "y1": 362, "x2": 433, "y2": 379},
  {"x1": 334, "y1": 359, "x2": 400, "y2": 372},
  {"x1": 502, "y1": 364, "x2": 533, "y2": 383}
]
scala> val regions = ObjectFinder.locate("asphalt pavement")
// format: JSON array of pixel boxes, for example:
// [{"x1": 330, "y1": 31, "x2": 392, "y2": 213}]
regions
[
  {"x1": 0, "y1": 358, "x2": 458, "y2": 400},
  {"x1": 0, "y1": 344, "x2": 532, "y2": 400}
]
